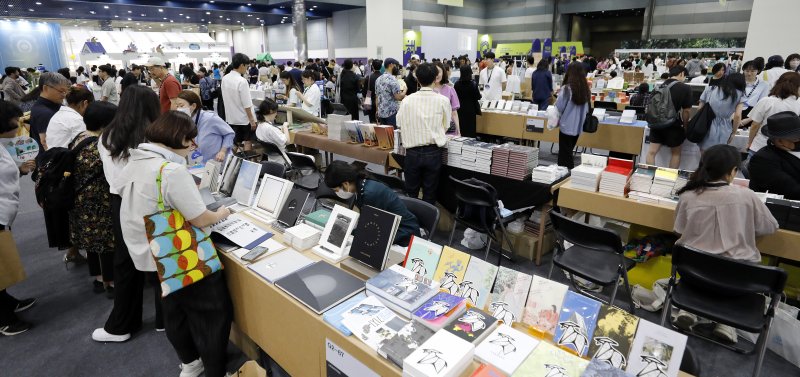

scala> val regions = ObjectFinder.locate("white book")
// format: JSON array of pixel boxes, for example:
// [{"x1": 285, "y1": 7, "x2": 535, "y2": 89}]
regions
[
  {"x1": 475, "y1": 324, "x2": 540, "y2": 376},
  {"x1": 247, "y1": 249, "x2": 313, "y2": 283},
  {"x1": 342, "y1": 296, "x2": 408, "y2": 351},
  {"x1": 403, "y1": 330, "x2": 475, "y2": 377},
  {"x1": 521, "y1": 276, "x2": 569, "y2": 335},
  {"x1": 626, "y1": 319, "x2": 687, "y2": 377},
  {"x1": 317, "y1": 204, "x2": 360, "y2": 258}
]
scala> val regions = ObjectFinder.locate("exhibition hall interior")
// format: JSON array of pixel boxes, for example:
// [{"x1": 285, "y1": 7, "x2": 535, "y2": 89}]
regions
[{"x1": 2, "y1": 0, "x2": 800, "y2": 376}]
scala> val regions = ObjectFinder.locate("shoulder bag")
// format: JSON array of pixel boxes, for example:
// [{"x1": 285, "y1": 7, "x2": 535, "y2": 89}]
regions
[
  {"x1": 686, "y1": 102, "x2": 716, "y2": 143},
  {"x1": 144, "y1": 161, "x2": 223, "y2": 296}
]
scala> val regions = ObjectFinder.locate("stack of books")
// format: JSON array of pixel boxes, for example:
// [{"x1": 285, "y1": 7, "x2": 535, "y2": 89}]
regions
[
  {"x1": 474, "y1": 142, "x2": 495, "y2": 174},
  {"x1": 490, "y1": 144, "x2": 510, "y2": 177},
  {"x1": 365, "y1": 265, "x2": 439, "y2": 319},
  {"x1": 629, "y1": 166, "x2": 656, "y2": 194},
  {"x1": 568, "y1": 154, "x2": 608, "y2": 192},
  {"x1": 460, "y1": 139, "x2": 479, "y2": 171},
  {"x1": 506, "y1": 145, "x2": 539, "y2": 180},
  {"x1": 531, "y1": 164, "x2": 569, "y2": 184},
  {"x1": 598, "y1": 158, "x2": 633, "y2": 197},
  {"x1": 402, "y1": 331, "x2": 475, "y2": 377},
  {"x1": 374, "y1": 125, "x2": 395, "y2": 150},
  {"x1": 650, "y1": 167, "x2": 679, "y2": 198},
  {"x1": 446, "y1": 137, "x2": 469, "y2": 168},
  {"x1": 628, "y1": 191, "x2": 663, "y2": 204}
]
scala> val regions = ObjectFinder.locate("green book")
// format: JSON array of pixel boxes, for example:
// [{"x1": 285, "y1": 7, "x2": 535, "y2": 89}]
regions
[{"x1": 304, "y1": 209, "x2": 331, "y2": 228}]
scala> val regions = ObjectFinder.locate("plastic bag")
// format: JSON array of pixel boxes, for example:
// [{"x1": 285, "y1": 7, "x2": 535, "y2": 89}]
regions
[
  {"x1": 738, "y1": 301, "x2": 800, "y2": 367},
  {"x1": 631, "y1": 278, "x2": 669, "y2": 312},
  {"x1": 460, "y1": 228, "x2": 487, "y2": 250},
  {"x1": 546, "y1": 105, "x2": 561, "y2": 130}
]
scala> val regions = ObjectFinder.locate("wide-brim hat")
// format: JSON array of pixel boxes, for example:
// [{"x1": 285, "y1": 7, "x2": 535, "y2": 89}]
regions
[{"x1": 761, "y1": 111, "x2": 800, "y2": 139}]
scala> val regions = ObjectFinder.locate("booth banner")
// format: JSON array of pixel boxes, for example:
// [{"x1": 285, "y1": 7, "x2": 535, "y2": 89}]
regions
[
  {"x1": 531, "y1": 39, "x2": 542, "y2": 53},
  {"x1": 403, "y1": 29, "x2": 422, "y2": 65},
  {"x1": 552, "y1": 42, "x2": 585, "y2": 57},
  {"x1": 478, "y1": 34, "x2": 492, "y2": 60},
  {"x1": 0, "y1": 21, "x2": 65, "y2": 72},
  {"x1": 542, "y1": 38, "x2": 553, "y2": 60},
  {"x1": 495, "y1": 43, "x2": 533, "y2": 56}
]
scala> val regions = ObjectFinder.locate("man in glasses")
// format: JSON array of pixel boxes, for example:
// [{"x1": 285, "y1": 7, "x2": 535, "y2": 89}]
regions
[{"x1": 30, "y1": 72, "x2": 71, "y2": 151}]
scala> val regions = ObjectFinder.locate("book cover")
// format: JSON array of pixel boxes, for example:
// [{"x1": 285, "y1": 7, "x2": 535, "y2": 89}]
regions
[
  {"x1": 378, "y1": 320, "x2": 436, "y2": 368},
  {"x1": 402, "y1": 235, "x2": 444, "y2": 281},
  {"x1": 342, "y1": 296, "x2": 408, "y2": 351},
  {"x1": 412, "y1": 292, "x2": 467, "y2": 330},
  {"x1": 349, "y1": 205, "x2": 401, "y2": 271},
  {"x1": 626, "y1": 319, "x2": 687, "y2": 377},
  {"x1": 403, "y1": 330, "x2": 475, "y2": 377},
  {"x1": 470, "y1": 364, "x2": 505, "y2": 377},
  {"x1": 521, "y1": 276, "x2": 569, "y2": 335},
  {"x1": 588, "y1": 305, "x2": 639, "y2": 370},
  {"x1": 475, "y1": 324, "x2": 541, "y2": 376},
  {"x1": 553, "y1": 291, "x2": 602, "y2": 357},
  {"x1": 581, "y1": 357, "x2": 635, "y2": 377},
  {"x1": 484, "y1": 266, "x2": 533, "y2": 326},
  {"x1": 365, "y1": 265, "x2": 438, "y2": 311},
  {"x1": 304, "y1": 209, "x2": 331, "y2": 228},
  {"x1": 247, "y1": 249, "x2": 314, "y2": 283},
  {"x1": 323, "y1": 292, "x2": 368, "y2": 336},
  {"x1": 274, "y1": 261, "x2": 365, "y2": 315},
  {"x1": 445, "y1": 307, "x2": 499, "y2": 344},
  {"x1": 512, "y1": 341, "x2": 589, "y2": 377},
  {"x1": 432, "y1": 246, "x2": 472, "y2": 295},
  {"x1": 319, "y1": 205, "x2": 360, "y2": 256},
  {"x1": 459, "y1": 256, "x2": 500, "y2": 308}
]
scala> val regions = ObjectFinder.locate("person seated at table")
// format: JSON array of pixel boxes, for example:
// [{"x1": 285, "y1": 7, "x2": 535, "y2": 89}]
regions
[
  {"x1": 748, "y1": 111, "x2": 800, "y2": 199},
  {"x1": 254, "y1": 98, "x2": 290, "y2": 162},
  {"x1": 324, "y1": 160, "x2": 420, "y2": 247},
  {"x1": 607, "y1": 71, "x2": 624, "y2": 88},
  {"x1": 629, "y1": 83, "x2": 651, "y2": 108},
  {"x1": 673, "y1": 144, "x2": 778, "y2": 343}
]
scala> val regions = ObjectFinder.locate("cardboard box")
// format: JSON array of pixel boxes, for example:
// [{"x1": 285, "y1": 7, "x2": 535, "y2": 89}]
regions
[
  {"x1": 496, "y1": 229, "x2": 555, "y2": 261},
  {"x1": 236, "y1": 360, "x2": 267, "y2": 377}
]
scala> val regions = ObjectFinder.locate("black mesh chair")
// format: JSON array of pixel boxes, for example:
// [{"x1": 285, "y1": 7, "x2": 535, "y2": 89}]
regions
[
  {"x1": 286, "y1": 152, "x2": 321, "y2": 191},
  {"x1": 660, "y1": 245, "x2": 787, "y2": 377},
  {"x1": 548, "y1": 210, "x2": 637, "y2": 313},
  {"x1": 680, "y1": 345, "x2": 701, "y2": 377},
  {"x1": 258, "y1": 140, "x2": 289, "y2": 165},
  {"x1": 447, "y1": 176, "x2": 514, "y2": 265},
  {"x1": 372, "y1": 172, "x2": 406, "y2": 195},
  {"x1": 260, "y1": 160, "x2": 286, "y2": 179},
  {"x1": 400, "y1": 196, "x2": 440, "y2": 240}
]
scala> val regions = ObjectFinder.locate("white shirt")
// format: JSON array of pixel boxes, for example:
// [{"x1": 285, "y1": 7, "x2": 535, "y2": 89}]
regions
[
  {"x1": 748, "y1": 96, "x2": 800, "y2": 152},
  {"x1": 300, "y1": 84, "x2": 321, "y2": 117},
  {"x1": 46, "y1": 106, "x2": 86, "y2": 149},
  {"x1": 255, "y1": 121, "x2": 288, "y2": 155},
  {"x1": 479, "y1": 66, "x2": 507, "y2": 101},
  {"x1": 116, "y1": 144, "x2": 205, "y2": 272},
  {"x1": 0, "y1": 143, "x2": 20, "y2": 227},
  {"x1": 506, "y1": 74, "x2": 521, "y2": 94},
  {"x1": 221, "y1": 70, "x2": 254, "y2": 125},
  {"x1": 101, "y1": 77, "x2": 119, "y2": 105},
  {"x1": 76, "y1": 73, "x2": 90, "y2": 85},
  {"x1": 524, "y1": 67, "x2": 536, "y2": 79},
  {"x1": 690, "y1": 75, "x2": 707, "y2": 84},
  {"x1": 98, "y1": 137, "x2": 129, "y2": 195},
  {"x1": 396, "y1": 87, "x2": 451, "y2": 149},
  {"x1": 764, "y1": 67, "x2": 790, "y2": 89},
  {"x1": 286, "y1": 88, "x2": 300, "y2": 106},
  {"x1": 258, "y1": 66, "x2": 270, "y2": 77}
]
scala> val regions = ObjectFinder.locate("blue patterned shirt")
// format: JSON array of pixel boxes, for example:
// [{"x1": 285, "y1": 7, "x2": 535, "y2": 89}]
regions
[{"x1": 375, "y1": 73, "x2": 402, "y2": 118}]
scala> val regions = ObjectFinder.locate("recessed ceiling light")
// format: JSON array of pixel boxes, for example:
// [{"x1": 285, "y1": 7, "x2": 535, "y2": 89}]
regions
[
  {"x1": 88, "y1": 10, "x2": 95, "y2": 14},
  {"x1": 170, "y1": 20, "x2": 174, "y2": 23},
  {"x1": 226, "y1": 18, "x2": 230, "y2": 20},
  {"x1": 140, "y1": 13, "x2": 145, "y2": 16},
  {"x1": 127, "y1": 10, "x2": 132, "y2": 13},
  {"x1": 127, "y1": 17, "x2": 131, "y2": 20},
  {"x1": 158, "y1": 9, "x2": 163, "y2": 12},
  {"x1": 247, "y1": 14, "x2": 252, "y2": 17},
  {"x1": 163, "y1": 17, "x2": 167, "y2": 20},
  {"x1": 179, "y1": 13, "x2": 183, "y2": 16},
  {"x1": 103, "y1": 5, "x2": 109, "y2": 9},
  {"x1": 206, "y1": 11, "x2": 210, "y2": 15},
  {"x1": 114, "y1": 15, "x2": 118, "y2": 18},
  {"x1": 28, "y1": 8, "x2": 34, "y2": 12},
  {"x1": 186, "y1": 16, "x2": 190, "y2": 19},
  {"x1": 136, "y1": 22, "x2": 140, "y2": 25},
  {"x1": 7, "y1": 5, "x2": 13, "y2": 7},
  {"x1": 209, "y1": 0, "x2": 215, "y2": 3},
  {"x1": 219, "y1": 15, "x2": 222, "y2": 18},
  {"x1": 160, "y1": 23, "x2": 164, "y2": 26}
]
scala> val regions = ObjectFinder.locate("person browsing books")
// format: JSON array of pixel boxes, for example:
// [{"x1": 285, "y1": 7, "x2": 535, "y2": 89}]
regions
[
  {"x1": 173, "y1": 90, "x2": 234, "y2": 163},
  {"x1": 324, "y1": 161, "x2": 420, "y2": 247},
  {"x1": 254, "y1": 98, "x2": 291, "y2": 161}
]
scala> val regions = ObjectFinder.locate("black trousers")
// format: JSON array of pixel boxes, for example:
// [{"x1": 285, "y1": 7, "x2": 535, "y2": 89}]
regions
[
  {"x1": 104, "y1": 194, "x2": 162, "y2": 335},
  {"x1": 558, "y1": 132, "x2": 580, "y2": 169},
  {"x1": 87, "y1": 252, "x2": 114, "y2": 281},
  {"x1": 404, "y1": 145, "x2": 442, "y2": 205},
  {"x1": 0, "y1": 289, "x2": 19, "y2": 326},
  {"x1": 163, "y1": 272, "x2": 232, "y2": 377}
]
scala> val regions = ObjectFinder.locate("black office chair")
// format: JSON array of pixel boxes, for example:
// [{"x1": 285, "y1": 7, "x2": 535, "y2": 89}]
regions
[
  {"x1": 260, "y1": 160, "x2": 286, "y2": 179},
  {"x1": 400, "y1": 196, "x2": 440, "y2": 240},
  {"x1": 447, "y1": 176, "x2": 514, "y2": 265},
  {"x1": 548, "y1": 210, "x2": 637, "y2": 313},
  {"x1": 330, "y1": 102, "x2": 349, "y2": 116},
  {"x1": 313, "y1": 180, "x2": 356, "y2": 210},
  {"x1": 594, "y1": 100, "x2": 618, "y2": 110},
  {"x1": 372, "y1": 172, "x2": 406, "y2": 195},
  {"x1": 258, "y1": 140, "x2": 290, "y2": 165},
  {"x1": 286, "y1": 152, "x2": 321, "y2": 191},
  {"x1": 660, "y1": 245, "x2": 787, "y2": 377}
]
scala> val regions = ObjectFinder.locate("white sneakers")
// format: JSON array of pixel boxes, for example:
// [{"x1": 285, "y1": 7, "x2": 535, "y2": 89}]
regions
[
  {"x1": 673, "y1": 310, "x2": 698, "y2": 331},
  {"x1": 179, "y1": 359, "x2": 205, "y2": 377},
  {"x1": 91, "y1": 328, "x2": 131, "y2": 342},
  {"x1": 673, "y1": 310, "x2": 738, "y2": 343},
  {"x1": 713, "y1": 323, "x2": 738, "y2": 343}
]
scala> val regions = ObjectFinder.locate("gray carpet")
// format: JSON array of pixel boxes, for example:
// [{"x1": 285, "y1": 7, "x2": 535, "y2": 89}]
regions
[{"x1": 2, "y1": 147, "x2": 799, "y2": 377}]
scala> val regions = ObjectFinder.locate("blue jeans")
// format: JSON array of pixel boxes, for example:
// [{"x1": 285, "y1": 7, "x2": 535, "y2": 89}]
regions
[
  {"x1": 378, "y1": 113, "x2": 397, "y2": 127},
  {"x1": 404, "y1": 145, "x2": 442, "y2": 205}
]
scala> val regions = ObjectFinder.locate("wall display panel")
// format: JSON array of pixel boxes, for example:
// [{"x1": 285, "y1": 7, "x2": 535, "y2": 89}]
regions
[
  {"x1": 0, "y1": 20, "x2": 65, "y2": 71},
  {"x1": 420, "y1": 25, "x2": 477, "y2": 61}
]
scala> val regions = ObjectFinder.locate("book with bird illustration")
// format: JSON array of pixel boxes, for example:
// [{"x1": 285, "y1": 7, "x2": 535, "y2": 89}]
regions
[
  {"x1": 459, "y1": 255, "x2": 500, "y2": 308},
  {"x1": 445, "y1": 307, "x2": 499, "y2": 345},
  {"x1": 588, "y1": 304, "x2": 639, "y2": 370},
  {"x1": 402, "y1": 235, "x2": 444, "y2": 280},
  {"x1": 412, "y1": 292, "x2": 467, "y2": 331},
  {"x1": 512, "y1": 341, "x2": 589, "y2": 377},
  {"x1": 403, "y1": 330, "x2": 475, "y2": 377},
  {"x1": 522, "y1": 276, "x2": 569, "y2": 335},
  {"x1": 483, "y1": 266, "x2": 533, "y2": 326},
  {"x1": 432, "y1": 246, "x2": 472, "y2": 293},
  {"x1": 475, "y1": 324, "x2": 541, "y2": 376},
  {"x1": 553, "y1": 291, "x2": 601, "y2": 357}
]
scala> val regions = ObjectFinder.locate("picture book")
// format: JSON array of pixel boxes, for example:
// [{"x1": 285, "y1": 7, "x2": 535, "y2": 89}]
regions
[
  {"x1": 322, "y1": 292, "x2": 367, "y2": 336},
  {"x1": 403, "y1": 330, "x2": 475, "y2": 377},
  {"x1": 432, "y1": 246, "x2": 472, "y2": 294},
  {"x1": 445, "y1": 307, "x2": 499, "y2": 344},
  {"x1": 470, "y1": 364, "x2": 505, "y2": 377},
  {"x1": 626, "y1": 319, "x2": 687, "y2": 377},
  {"x1": 378, "y1": 321, "x2": 436, "y2": 368},
  {"x1": 553, "y1": 291, "x2": 602, "y2": 357},
  {"x1": 365, "y1": 265, "x2": 438, "y2": 313},
  {"x1": 402, "y1": 235, "x2": 444, "y2": 281},
  {"x1": 580, "y1": 358, "x2": 635, "y2": 377},
  {"x1": 521, "y1": 276, "x2": 569, "y2": 335},
  {"x1": 459, "y1": 256, "x2": 500, "y2": 308},
  {"x1": 483, "y1": 266, "x2": 533, "y2": 326},
  {"x1": 588, "y1": 305, "x2": 639, "y2": 370},
  {"x1": 475, "y1": 324, "x2": 540, "y2": 376},
  {"x1": 342, "y1": 296, "x2": 408, "y2": 351},
  {"x1": 412, "y1": 292, "x2": 467, "y2": 331},
  {"x1": 513, "y1": 341, "x2": 589, "y2": 377}
]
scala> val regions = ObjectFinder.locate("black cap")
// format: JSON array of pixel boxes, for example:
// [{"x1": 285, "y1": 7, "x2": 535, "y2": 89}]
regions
[
  {"x1": 761, "y1": 111, "x2": 800, "y2": 139},
  {"x1": 384, "y1": 58, "x2": 400, "y2": 68}
]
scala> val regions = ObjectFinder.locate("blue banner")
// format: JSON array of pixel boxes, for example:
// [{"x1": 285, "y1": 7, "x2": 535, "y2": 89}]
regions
[
  {"x1": 542, "y1": 38, "x2": 552, "y2": 60},
  {"x1": 531, "y1": 39, "x2": 542, "y2": 53},
  {"x1": 0, "y1": 21, "x2": 64, "y2": 71}
]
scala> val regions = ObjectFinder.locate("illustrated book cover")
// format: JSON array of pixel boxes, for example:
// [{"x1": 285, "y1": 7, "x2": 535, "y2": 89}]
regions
[
  {"x1": 403, "y1": 329, "x2": 475, "y2": 377},
  {"x1": 588, "y1": 305, "x2": 639, "y2": 370},
  {"x1": 432, "y1": 246, "x2": 472, "y2": 294},
  {"x1": 483, "y1": 266, "x2": 533, "y2": 326},
  {"x1": 475, "y1": 324, "x2": 541, "y2": 376},
  {"x1": 322, "y1": 292, "x2": 368, "y2": 336},
  {"x1": 625, "y1": 319, "x2": 687, "y2": 377},
  {"x1": 512, "y1": 341, "x2": 589, "y2": 377},
  {"x1": 377, "y1": 320, "x2": 436, "y2": 368},
  {"x1": 459, "y1": 256, "x2": 500, "y2": 308},
  {"x1": 402, "y1": 235, "x2": 444, "y2": 281},
  {"x1": 412, "y1": 292, "x2": 467, "y2": 331},
  {"x1": 521, "y1": 276, "x2": 569, "y2": 335},
  {"x1": 553, "y1": 291, "x2": 602, "y2": 357},
  {"x1": 341, "y1": 296, "x2": 408, "y2": 351},
  {"x1": 349, "y1": 205, "x2": 401, "y2": 271},
  {"x1": 445, "y1": 307, "x2": 499, "y2": 345}
]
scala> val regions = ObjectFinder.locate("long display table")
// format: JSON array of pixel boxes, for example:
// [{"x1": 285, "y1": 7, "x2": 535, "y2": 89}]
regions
[
  {"x1": 555, "y1": 182, "x2": 800, "y2": 262},
  {"x1": 291, "y1": 131, "x2": 392, "y2": 167}
]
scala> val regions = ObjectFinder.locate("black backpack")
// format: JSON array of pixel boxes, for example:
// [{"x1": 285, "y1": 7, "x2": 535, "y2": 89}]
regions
[
  {"x1": 33, "y1": 136, "x2": 99, "y2": 211},
  {"x1": 646, "y1": 81, "x2": 680, "y2": 130}
]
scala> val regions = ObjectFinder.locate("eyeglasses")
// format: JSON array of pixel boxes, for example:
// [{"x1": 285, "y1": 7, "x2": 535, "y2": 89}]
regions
[{"x1": 46, "y1": 84, "x2": 68, "y2": 96}]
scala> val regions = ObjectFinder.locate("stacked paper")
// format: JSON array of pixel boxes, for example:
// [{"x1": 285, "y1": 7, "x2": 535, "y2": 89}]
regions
[
  {"x1": 491, "y1": 144, "x2": 510, "y2": 177},
  {"x1": 650, "y1": 167, "x2": 679, "y2": 198},
  {"x1": 531, "y1": 164, "x2": 569, "y2": 184},
  {"x1": 628, "y1": 191, "x2": 662, "y2": 204},
  {"x1": 460, "y1": 139, "x2": 479, "y2": 170},
  {"x1": 599, "y1": 158, "x2": 633, "y2": 197},
  {"x1": 446, "y1": 137, "x2": 470, "y2": 168},
  {"x1": 474, "y1": 142, "x2": 495, "y2": 174},
  {"x1": 629, "y1": 166, "x2": 656, "y2": 194},
  {"x1": 569, "y1": 154, "x2": 608, "y2": 192},
  {"x1": 506, "y1": 145, "x2": 539, "y2": 180}
]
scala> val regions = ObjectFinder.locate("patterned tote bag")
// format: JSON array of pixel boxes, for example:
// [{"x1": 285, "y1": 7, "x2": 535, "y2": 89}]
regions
[{"x1": 144, "y1": 161, "x2": 223, "y2": 296}]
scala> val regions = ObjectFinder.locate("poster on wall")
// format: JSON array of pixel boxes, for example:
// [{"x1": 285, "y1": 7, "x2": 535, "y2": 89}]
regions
[
  {"x1": 478, "y1": 34, "x2": 492, "y2": 61},
  {"x1": 495, "y1": 43, "x2": 534, "y2": 56},
  {"x1": 403, "y1": 29, "x2": 422, "y2": 65}
]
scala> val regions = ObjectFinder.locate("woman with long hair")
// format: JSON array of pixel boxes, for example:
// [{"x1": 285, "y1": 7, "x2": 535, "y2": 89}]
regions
[
  {"x1": 554, "y1": 63, "x2": 590, "y2": 169},
  {"x1": 278, "y1": 70, "x2": 301, "y2": 106},
  {"x1": 454, "y1": 65, "x2": 481, "y2": 138},
  {"x1": 92, "y1": 85, "x2": 162, "y2": 343},
  {"x1": 673, "y1": 144, "x2": 777, "y2": 342},
  {"x1": 696, "y1": 73, "x2": 745, "y2": 151}
]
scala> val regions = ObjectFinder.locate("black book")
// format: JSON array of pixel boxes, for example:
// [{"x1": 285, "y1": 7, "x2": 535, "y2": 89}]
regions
[
  {"x1": 348, "y1": 205, "x2": 401, "y2": 271},
  {"x1": 274, "y1": 261, "x2": 365, "y2": 314},
  {"x1": 276, "y1": 187, "x2": 311, "y2": 228}
]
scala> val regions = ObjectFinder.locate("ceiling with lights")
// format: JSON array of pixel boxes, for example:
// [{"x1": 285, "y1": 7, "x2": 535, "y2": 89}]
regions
[{"x1": 0, "y1": 0, "x2": 363, "y2": 28}]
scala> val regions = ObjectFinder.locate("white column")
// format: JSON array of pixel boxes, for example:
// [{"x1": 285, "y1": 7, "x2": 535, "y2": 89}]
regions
[
  {"x1": 326, "y1": 18, "x2": 335, "y2": 60},
  {"x1": 744, "y1": 0, "x2": 799, "y2": 60},
  {"x1": 366, "y1": 0, "x2": 402, "y2": 60}
]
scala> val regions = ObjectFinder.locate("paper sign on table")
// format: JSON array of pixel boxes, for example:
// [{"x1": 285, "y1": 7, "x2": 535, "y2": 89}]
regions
[{"x1": 325, "y1": 338, "x2": 380, "y2": 377}]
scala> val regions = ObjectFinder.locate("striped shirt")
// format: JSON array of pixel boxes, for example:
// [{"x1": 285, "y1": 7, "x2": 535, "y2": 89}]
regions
[{"x1": 396, "y1": 87, "x2": 452, "y2": 149}]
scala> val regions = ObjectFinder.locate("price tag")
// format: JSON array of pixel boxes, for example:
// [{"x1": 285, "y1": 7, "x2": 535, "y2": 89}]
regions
[
  {"x1": 526, "y1": 117, "x2": 545, "y2": 133},
  {"x1": 325, "y1": 338, "x2": 380, "y2": 377}
]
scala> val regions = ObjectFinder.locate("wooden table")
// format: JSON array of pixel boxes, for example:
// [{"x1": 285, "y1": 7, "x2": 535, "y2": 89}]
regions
[
  {"x1": 555, "y1": 182, "x2": 800, "y2": 262},
  {"x1": 290, "y1": 131, "x2": 392, "y2": 169}
]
